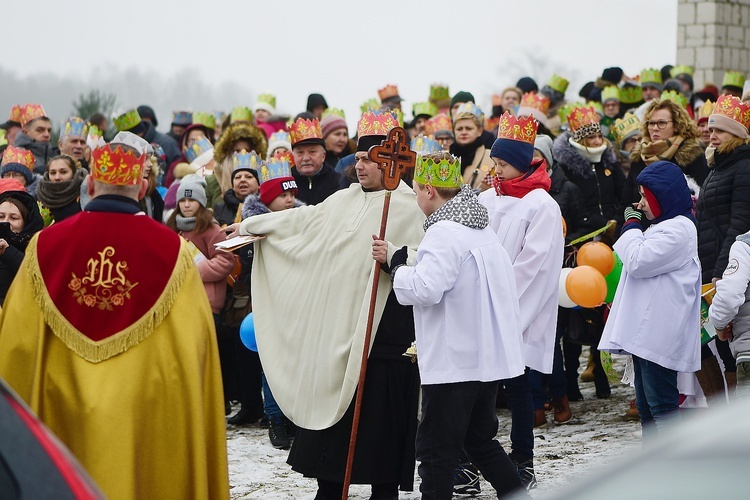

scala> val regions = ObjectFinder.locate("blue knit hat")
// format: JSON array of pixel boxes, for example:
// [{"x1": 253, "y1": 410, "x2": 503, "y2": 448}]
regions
[{"x1": 490, "y1": 139, "x2": 534, "y2": 173}]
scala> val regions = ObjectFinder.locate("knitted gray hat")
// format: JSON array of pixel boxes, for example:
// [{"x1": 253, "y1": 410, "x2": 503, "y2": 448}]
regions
[{"x1": 177, "y1": 175, "x2": 207, "y2": 208}]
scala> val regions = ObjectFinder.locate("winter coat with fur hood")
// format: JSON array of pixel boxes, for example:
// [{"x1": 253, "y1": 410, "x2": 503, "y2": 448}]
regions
[
  {"x1": 696, "y1": 140, "x2": 750, "y2": 283},
  {"x1": 552, "y1": 132, "x2": 625, "y2": 230}
]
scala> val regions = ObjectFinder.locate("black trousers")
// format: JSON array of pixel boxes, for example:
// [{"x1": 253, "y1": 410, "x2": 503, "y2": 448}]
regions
[{"x1": 417, "y1": 381, "x2": 523, "y2": 499}]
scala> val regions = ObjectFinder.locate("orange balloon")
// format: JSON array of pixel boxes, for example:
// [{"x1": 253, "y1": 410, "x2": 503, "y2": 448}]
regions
[
  {"x1": 576, "y1": 242, "x2": 615, "y2": 276},
  {"x1": 566, "y1": 265, "x2": 608, "y2": 308}
]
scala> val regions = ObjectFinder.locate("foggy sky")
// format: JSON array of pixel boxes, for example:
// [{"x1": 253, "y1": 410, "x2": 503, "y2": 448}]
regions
[{"x1": 1, "y1": 0, "x2": 677, "y2": 132}]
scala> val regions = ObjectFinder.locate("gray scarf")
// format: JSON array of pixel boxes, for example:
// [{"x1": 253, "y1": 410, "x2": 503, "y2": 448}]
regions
[
  {"x1": 423, "y1": 185, "x2": 489, "y2": 231},
  {"x1": 176, "y1": 214, "x2": 196, "y2": 231},
  {"x1": 35, "y1": 168, "x2": 87, "y2": 209}
]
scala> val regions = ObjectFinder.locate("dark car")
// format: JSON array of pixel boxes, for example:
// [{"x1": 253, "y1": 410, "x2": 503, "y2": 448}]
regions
[{"x1": 0, "y1": 377, "x2": 104, "y2": 499}]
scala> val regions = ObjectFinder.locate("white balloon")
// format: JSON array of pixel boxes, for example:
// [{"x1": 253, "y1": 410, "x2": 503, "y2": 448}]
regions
[{"x1": 559, "y1": 268, "x2": 577, "y2": 308}]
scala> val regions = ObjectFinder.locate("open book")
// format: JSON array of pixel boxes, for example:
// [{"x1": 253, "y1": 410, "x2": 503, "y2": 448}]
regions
[{"x1": 214, "y1": 234, "x2": 265, "y2": 252}]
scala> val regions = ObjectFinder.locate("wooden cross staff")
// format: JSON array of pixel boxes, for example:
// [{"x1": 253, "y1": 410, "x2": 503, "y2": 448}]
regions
[{"x1": 342, "y1": 127, "x2": 416, "y2": 499}]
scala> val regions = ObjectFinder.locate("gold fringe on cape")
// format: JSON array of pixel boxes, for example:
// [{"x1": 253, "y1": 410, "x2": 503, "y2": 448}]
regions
[{"x1": 26, "y1": 236, "x2": 193, "y2": 363}]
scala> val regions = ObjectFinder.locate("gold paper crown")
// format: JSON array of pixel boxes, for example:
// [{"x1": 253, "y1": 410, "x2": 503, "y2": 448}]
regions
[
  {"x1": 587, "y1": 100, "x2": 604, "y2": 116},
  {"x1": 670, "y1": 65, "x2": 694, "y2": 78},
  {"x1": 424, "y1": 113, "x2": 453, "y2": 136},
  {"x1": 231, "y1": 106, "x2": 253, "y2": 124},
  {"x1": 640, "y1": 68, "x2": 662, "y2": 86},
  {"x1": 88, "y1": 124, "x2": 103, "y2": 138},
  {"x1": 497, "y1": 112, "x2": 538, "y2": 145},
  {"x1": 723, "y1": 71, "x2": 745, "y2": 89},
  {"x1": 454, "y1": 102, "x2": 485, "y2": 125},
  {"x1": 357, "y1": 110, "x2": 399, "y2": 137},
  {"x1": 429, "y1": 84, "x2": 450, "y2": 103},
  {"x1": 567, "y1": 105, "x2": 600, "y2": 131},
  {"x1": 619, "y1": 85, "x2": 643, "y2": 104},
  {"x1": 289, "y1": 118, "x2": 323, "y2": 145},
  {"x1": 114, "y1": 109, "x2": 142, "y2": 131},
  {"x1": 256, "y1": 93, "x2": 277, "y2": 110},
  {"x1": 360, "y1": 98, "x2": 381, "y2": 114},
  {"x1": 378, "y1": 84, "x2": 400, "y2": 101},
  {"x1": 410, "y1": 135, "x2": 442, "y2": 154},
  {"x1": 612, "y1": 113, "x2": 641, "y2": 144},
  {"x1": 696, "y1": 100, "x2": 716, "y2": 122},
  {"x1": 414, "y1": 153, "x2": 462, "y2": 188},
  {"x1": 192, "y1": 112, "x2": 216, "y2": 130},
  {"x1": 233, "y1": 149, "x2": 263, "y2": 172},
  {"x1": 712, "y1": 94, "x2": 750, "y2": 131},
  {"x1": 91, "y1": 145, "x2": 145, "y2": 186},
  {"x1": 413, "y1": 102, "x2": 439, "y2": 118},
  {"x1": 1, "y1": 145, "x2": 35, "y2": 169},
  {"x1": 0, "y1": 130, "x2": 5, "y2": 147},
  {"x1": 322, "y1": 108, "x2": 346, "y2": 119},
  {"x1": 259, "y1": 156, "x2": 293, "y2": 184},
  {"x1": 20, "y1": 104, "x2": 47, "y2": 127},
  {"x1": 546, "y1": 74, "x2": 569, "y2": 94},
  {"x1": 519, "y1": 92, "x2": 550, "y2": 114},
  {"x1": 8, "y1": 105, "x2": 23, "y2": 123},
  {"x1": 601, "y1": 86, "x2": 620, "y2": 103},
  {"x1": 660, "y1": 90, "x2": 688, "y2": 108}
]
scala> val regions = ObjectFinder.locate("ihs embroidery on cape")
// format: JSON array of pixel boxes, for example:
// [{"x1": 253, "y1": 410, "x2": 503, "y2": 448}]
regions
[{"x1": 68, "y1": 246, "x2": 139, "y2": 311}]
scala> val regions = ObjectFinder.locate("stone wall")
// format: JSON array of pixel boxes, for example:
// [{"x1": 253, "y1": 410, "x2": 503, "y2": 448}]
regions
[{"x1": 677, "y1": 0, "x2": 750, "y2": 88}]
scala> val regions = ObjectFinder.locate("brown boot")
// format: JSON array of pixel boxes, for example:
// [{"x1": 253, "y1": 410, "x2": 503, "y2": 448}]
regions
[
  {"x1": 553, "y1": 396, "x2": 572, "y2": 423},
  {"x1": 624, "y1": 399, "x2": 640, "y2": 421},
  {"x1": 534, "y1": 408, "x2": 547, "y2": 427},
  {"x1": 580, "y1": 353, "x2": 595, "y2": 382}
]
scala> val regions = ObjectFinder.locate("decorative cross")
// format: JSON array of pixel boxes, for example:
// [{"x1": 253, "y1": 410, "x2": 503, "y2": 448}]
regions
[{"x1": 368, "y1": 127, "x2": 416, "y2": 191}]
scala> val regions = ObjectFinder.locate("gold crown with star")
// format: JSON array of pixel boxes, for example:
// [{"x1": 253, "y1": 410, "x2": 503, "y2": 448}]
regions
[
  {"x1": 414, "y1": 152, "x2": 462, "y2": 188},
  {"x1": 497, "y1": 111, "x2": 538, "y2": 145},
  {"x1": 91, "y1": 144, "x2": 144, "y2": 186}
]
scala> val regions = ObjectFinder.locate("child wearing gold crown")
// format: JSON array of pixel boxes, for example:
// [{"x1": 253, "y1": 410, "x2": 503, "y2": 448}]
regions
[
  {"x1": 372, "y1": 150, "x2": 525, "y2": 499},
  {"x1": 478, "y1": 112, "x2": 564, "y2": 489}
]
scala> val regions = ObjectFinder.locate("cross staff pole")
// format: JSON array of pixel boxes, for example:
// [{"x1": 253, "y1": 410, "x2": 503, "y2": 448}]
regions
[{"x1": 342, "y1": 127, "x2": 416, "y2": 500}]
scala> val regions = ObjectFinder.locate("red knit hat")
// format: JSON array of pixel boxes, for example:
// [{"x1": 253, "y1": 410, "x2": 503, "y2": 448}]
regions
[{"x1": 641, "y1": 185, "x2": 662, "y2": 219}]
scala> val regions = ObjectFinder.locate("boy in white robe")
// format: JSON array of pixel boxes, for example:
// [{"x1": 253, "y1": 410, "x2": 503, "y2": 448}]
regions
[
  {"x1": 599, "y1": 160, "x2": 701, "y2": 440},
  {"x1": 478, "y1": 112, "x2": 564, "y2": 488},
  {"x1": 372, "y1": 151, "x2": 525, "y2": 499}
]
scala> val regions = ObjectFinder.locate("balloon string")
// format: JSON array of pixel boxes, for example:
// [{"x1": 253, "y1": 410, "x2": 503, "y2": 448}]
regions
[{"x1": 567, "y1": 221, "x2": 616, "y2": 246}]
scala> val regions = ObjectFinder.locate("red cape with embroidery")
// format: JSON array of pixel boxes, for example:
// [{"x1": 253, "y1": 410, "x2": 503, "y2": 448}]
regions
[{"x1": 37, "y1": 211, "x2": 181, "y2": 354}]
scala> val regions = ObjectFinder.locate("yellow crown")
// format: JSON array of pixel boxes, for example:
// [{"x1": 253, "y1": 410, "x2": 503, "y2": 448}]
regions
[
  {"x1": 640, "y1": 68, "x2": 662, "y2": 86},
  {"x1": 619, "y1": 85, "x2": 643, "y2": 104},
  {"x1": 670, "y1": 65, "x2": 694, "y2": 78},
  {"x1": 723, "y1": 71, "x2": 745, "y2": 89},
  {"x1": 414, "y1": 152, "x2": 462, "y2": 188},
  {"x1": 60, "y1": 116, "x2": 89, "y2": 139},
  {"x1": 454, "y1": 102, "x2": 484, "y2": 126},
  {"x1": 413, "y1": 102, "x2": 439, "y2": 118},
  {"x1": 429, "y1": 84, "x2": 450, "y2": 103},
  {"x1": 91, "y1": 145, "x2": 145, "y2": 186},
  {"x1": 231, "y1": 106, "x2": 254, "y2": 124},
  {"x1": 612, "y1": 113, "x2": 641, "y2": 144},
  {"x1": 360, "y1": 98, "x2": 381, "y2": 114},
  {"x1": 1, "y1": 145, "x2": 35, "y2": 169},
  {"x1": 8, "y1": 105, "x2": 23, "y2": 124},
  {"x1": 660, "y1": 90, "x2": 688, "y2": 108},
  {"x1": 601, "y1": 86, "x2": 620, "y2": 103},
  {"x1": 322, "y1": 108, "x2": 346, "y2": 119},
  {"x1": 713, "y1": 94, "x2": 750, "y2": 131},
  {"x1": 497, "y1": 112, "x2": 538, "y2": 145},
  {"x1": 289, "y1": 118, "x2": 323, "y2": 146},
  {"x1": 567, "y1": 105, "x2": 600, "y2": 131},
  {"x1": 546, "y1": 74, "x2": 569, "y2": 94},
  {"x1": 378, "y1": 84, "x2": 400, "y2": 101},
  {"x1": 255, "y1": 93, "x2": 276, "y2": 111},
  {"x1": 357, "y1": 110, "x2": 399, "y2": 137},
  {"x1": 192, "y1": 112, "x2": 216, "y2": 130},
  {"x1": 114, "y1": 109, "x2": 142, "y2": 131},
  {"x1": 696, "y1": 100, "x2": 716, "y2": 122}
]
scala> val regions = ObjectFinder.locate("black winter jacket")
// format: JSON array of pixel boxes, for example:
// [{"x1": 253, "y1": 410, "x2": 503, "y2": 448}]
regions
[
  {"x1": 293, "y1": 164, "x2": 341, "y2": 205},
  {"x1": 548, "y1": 163, "x2": 590, "y2": 244},
  {"x1": 697, "y1": 142, "x2": 750, "y2": 282},
  {"x1": 552, "y1": 132, "x2": 625, "y2": 230}
]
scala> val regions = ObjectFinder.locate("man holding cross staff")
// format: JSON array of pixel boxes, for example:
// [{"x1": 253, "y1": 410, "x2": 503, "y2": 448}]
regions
[{"x1": 226, "y1": 109, "x2": 424, "y2": 499}]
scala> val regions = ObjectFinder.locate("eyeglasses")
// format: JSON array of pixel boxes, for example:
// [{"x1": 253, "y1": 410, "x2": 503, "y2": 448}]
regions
[{"x1": 646, "y1": 119, "x2": 673, "y2": 130}]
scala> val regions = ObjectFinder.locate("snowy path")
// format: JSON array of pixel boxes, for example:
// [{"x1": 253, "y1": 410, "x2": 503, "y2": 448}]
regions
[{"x1": 227, "y1": 359, "x2": 642, "y2": 499}]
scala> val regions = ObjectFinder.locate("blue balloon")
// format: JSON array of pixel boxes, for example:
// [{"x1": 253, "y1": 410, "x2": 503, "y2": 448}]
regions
[{"x1": 239, "y1": 313, "x2": 257, "y2": 351}]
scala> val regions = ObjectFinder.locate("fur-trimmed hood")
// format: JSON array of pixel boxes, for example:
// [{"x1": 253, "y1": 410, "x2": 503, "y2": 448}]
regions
[
  {"x1": 552, "y1": 131, "x2": 618, "y2": 180},
  {"x1": 213, "y1": 122, "x2": 268, "y2": 165},
  {"x1": 629, "y1": 136, "x2": 704, "y2": 167},
  {"x1": 241, "y1": 193, "x2": 305, "y2": 220}
]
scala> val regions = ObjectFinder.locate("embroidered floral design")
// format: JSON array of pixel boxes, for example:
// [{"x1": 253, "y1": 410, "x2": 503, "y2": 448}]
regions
[{"x1": 69, "y1": 246, "x2": 139, "y2": 311}]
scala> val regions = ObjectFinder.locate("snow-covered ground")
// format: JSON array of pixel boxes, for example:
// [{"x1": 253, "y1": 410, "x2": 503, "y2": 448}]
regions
[{"x1": 227, "y1": 356, "x2": 642, "y2": 499}]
